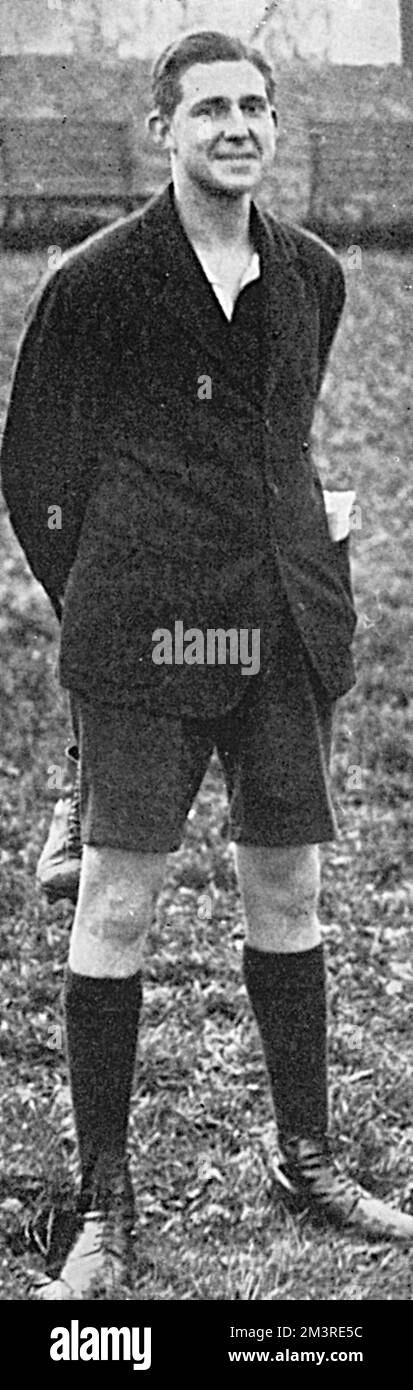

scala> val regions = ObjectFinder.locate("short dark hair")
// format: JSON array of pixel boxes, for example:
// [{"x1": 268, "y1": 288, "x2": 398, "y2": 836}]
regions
[{"x1": 151, "y1": 30, "x2": 276, "y2": 120}]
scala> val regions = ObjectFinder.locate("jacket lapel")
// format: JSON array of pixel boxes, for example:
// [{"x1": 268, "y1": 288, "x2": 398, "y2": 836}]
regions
[
  {"x1": 137, "y1": 183, "x2": 234, "y2": 368},
  {"x1": 252, "y1": 205, "x2": 318, "y2": 411},
  {"x1": 133, "y1": 182, "x2": 317, "y2": 401}
]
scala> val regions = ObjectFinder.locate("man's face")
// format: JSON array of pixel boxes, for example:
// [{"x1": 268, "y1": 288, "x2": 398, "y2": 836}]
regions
[{"x1": 161, "y1": 60, "x2": 277, "y2": 196}]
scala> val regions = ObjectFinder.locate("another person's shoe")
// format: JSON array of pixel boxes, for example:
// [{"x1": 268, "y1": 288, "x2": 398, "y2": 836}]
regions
[
  {"x1": 36, "y1": 765, "x2": 82, "y2": 905},
  {"x1": 273, "y1": 1136, "x2": 413, "y2": 1241},
  {"x1": 30, "y1": 1158, "x2": 135, "y2": 1300}
]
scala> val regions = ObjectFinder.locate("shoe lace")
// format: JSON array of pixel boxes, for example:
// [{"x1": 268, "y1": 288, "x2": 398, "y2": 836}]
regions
[
  {"x1": 81, "y1": 1159, "x2": 134, "y2": 1221},
  {"x1": 82, "y1": 1177, "x2": 134, "y2": 1263},
  {"x1": 282, "y1": 1140, "x2": 365, "y2": 1215}
]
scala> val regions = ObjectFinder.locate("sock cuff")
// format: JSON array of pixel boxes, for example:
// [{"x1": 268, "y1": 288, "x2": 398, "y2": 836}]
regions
[
  {"x1": 243, "y1": 941, "x2": 325, "y2": 984},
  {"x1": 64, "y1": 966, "x2": 143, "y2": 1014}
]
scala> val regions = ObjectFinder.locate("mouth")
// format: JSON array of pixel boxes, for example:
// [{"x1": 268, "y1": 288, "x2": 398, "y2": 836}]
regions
[{"x1": 214, "y1": 151, "x2": 259, "y2": 162}]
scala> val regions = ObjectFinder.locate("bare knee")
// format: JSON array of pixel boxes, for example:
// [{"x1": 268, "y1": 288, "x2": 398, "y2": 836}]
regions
[
  {"x1": 69, "y1": 848, "x2": 167, "y2": 974},
  {"x1": 236, "y1": 843, "x2": 321, "y2": 952}
]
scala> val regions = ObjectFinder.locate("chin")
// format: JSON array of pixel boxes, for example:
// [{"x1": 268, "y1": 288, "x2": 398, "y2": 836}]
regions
[{"x1": 199, "y1": 170, "x2": 261, "y2": 198}]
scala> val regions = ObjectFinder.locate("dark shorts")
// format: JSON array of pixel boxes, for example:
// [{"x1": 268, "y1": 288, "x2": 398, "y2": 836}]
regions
[{"x1": 74, "y1": 615, "x2": 337, "y2": 853}]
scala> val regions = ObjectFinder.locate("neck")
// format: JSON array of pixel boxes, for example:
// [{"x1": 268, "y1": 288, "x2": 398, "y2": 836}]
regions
[{"x1": 172, "y1": 168, "x2": 253, "y2": 251}]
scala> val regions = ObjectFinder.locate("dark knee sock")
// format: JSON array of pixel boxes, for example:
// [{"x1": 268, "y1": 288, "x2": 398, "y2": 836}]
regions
[
  {"x1": 64, "y1": 968, "x2": 142, "y2": 1197},
  {"x1": 243, "y1": 943, "x2": 328, "y2": 1147}
]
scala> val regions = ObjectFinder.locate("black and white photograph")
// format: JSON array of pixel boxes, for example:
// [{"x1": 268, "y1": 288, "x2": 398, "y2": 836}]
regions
[{"x1": 0, "y1": 0, "x2": 412, "y2": 1358}]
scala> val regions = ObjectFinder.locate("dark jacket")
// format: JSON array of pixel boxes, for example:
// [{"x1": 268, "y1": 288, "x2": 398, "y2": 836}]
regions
[{"x1": 0, "y1": 182, "x2": 356, "y2": 715}]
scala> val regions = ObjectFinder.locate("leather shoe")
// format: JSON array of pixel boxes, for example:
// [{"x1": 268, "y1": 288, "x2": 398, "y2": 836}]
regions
[
  {"x1": 30, "y1": 1159, "x2": 135, "y2": 1300},
  {"x1": 273, "y1": 1137, "x2": 413, "y2": 1241}
]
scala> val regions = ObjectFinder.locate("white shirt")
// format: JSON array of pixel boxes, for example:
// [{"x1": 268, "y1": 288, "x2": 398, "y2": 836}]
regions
[{"x1": 194, "y1": 249, "x2": 261, "y2": 322}]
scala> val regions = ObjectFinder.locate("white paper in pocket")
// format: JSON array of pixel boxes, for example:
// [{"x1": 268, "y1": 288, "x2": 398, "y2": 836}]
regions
[{"x1": 322, "y1": 490, "x2": 357, "y2": 543}]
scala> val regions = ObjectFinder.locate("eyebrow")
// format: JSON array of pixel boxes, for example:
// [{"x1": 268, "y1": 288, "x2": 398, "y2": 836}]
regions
[{"x1": 190, "y1": 93, "x2": 268, "y2": 114}]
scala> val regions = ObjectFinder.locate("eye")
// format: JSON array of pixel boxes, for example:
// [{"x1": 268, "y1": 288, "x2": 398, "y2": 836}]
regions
[
  {"x1": 241, "y1": 98, "x2": 267, "y2": 115},
  {"x1": 194, "y1": 99, "x2": 228, "y2": 117}
]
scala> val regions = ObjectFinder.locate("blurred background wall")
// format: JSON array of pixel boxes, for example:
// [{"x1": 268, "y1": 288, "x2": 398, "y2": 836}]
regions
[
  {"x1": 0, "y1": 1, "x2": 405, "y2": 62},
  {"x1": 0, "y1": 1, "x2": 412, "y2": 242}
]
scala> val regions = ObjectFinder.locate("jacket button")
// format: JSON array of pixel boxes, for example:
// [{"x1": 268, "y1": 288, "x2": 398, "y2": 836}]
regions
[
  {"x1": 302, "y1": 440, "x2": 309, "y2": 452},
  {"x1": 270, "y1": 482, "x2": 279, "y2": 497}
]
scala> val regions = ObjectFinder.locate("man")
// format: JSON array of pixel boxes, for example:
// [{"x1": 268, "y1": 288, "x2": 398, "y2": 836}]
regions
[{"x1": 2, "y1": 31, "x2": 412, "y2": 1300}]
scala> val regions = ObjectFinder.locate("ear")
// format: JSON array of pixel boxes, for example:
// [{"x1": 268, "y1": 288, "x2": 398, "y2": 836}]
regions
[{"x1": 146, "y1": 110, "x2": 173, "y2": 148}]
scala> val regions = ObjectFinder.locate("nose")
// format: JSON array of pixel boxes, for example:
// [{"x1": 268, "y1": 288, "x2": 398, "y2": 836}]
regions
[{"x1": 222, "y1": 103, "x2": 250, "y2": 139}]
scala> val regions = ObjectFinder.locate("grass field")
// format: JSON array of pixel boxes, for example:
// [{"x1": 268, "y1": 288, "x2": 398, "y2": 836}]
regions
[{"x1": 0, "y1": 245, "x2": 412, "y2": 1302}]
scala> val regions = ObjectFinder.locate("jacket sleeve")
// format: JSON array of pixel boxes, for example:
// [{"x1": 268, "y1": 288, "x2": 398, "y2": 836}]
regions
[{"x1": 0, "y1": 263, "x2": 99, "y2": 611}]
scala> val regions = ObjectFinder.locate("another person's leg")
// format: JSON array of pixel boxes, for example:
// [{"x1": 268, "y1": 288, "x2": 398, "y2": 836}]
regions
[{"x1": 36, "y1": 693, "x2": 82, "y2": 904}]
